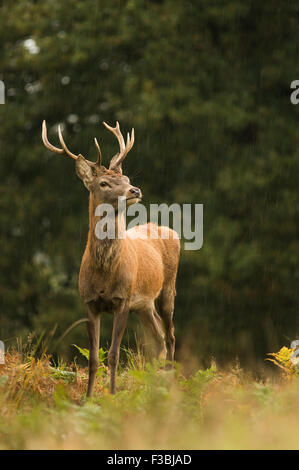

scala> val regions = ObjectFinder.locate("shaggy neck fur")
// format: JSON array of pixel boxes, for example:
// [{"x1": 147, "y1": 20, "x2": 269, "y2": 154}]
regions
[{"x1": 87, "y1": 193, "x2": 125, "y2": 272}]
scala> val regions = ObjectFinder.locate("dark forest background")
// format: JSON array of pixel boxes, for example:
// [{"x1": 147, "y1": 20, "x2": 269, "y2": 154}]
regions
[{"x1": 0, "y1": 0, "x2": 299, "y2": 372}]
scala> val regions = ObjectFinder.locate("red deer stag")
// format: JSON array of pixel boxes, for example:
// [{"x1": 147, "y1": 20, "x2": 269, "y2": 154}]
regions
[{"x1": 42, "y1": 120, "x2": 180, "y2": 396}]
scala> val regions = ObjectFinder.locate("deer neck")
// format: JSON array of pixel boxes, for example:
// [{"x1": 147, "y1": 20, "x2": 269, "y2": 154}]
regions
[{"x1": 87, "y1": 194, "x2": 125, "y2": 272}]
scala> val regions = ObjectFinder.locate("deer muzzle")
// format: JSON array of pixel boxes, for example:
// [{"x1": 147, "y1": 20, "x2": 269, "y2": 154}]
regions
[{"x1": 126, "y1": 186, "x2": 142, "y2": 205}]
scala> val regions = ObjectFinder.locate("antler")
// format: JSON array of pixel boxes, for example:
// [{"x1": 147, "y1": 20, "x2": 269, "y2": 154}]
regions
[
  {"x1": 103, "y1": 121, "x2": 134, "y2": 170},
  {"x1": 42, "y1": 120, "x2": 99, "y2": 165},
  {"x1": 42, "y1": 120, "x2": 133, "y2": 170},
  {"x1": 94, "y1": 137, "x2": 102, "y2": 166}
]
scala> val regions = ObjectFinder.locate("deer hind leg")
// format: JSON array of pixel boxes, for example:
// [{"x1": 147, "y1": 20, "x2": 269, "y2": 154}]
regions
[
  {"x1": 137, "y1": 304, "x2": 167, "y2": 361},
  {"x1": 157, "y1": 287, "x2": 176, "y2": 364},
  {"x1": 86, "y1": 304, "x2": 100, "y2": 398}
]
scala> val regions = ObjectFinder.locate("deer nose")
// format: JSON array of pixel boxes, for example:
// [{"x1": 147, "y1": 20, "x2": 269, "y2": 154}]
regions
[{"x1": 129, "y1": 187, "x2": 141, "y2": 198}]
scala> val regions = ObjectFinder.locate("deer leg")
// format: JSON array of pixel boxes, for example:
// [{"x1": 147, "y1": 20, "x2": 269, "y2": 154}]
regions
[
  {"x1": 138, "y1": 305, "x2": 167, "y2": 361},
  {"x1": 86, "y1": 304, "x2": 100, "y2": 398},
  {"x1": 108, "y1": 303, "x2": 130, "y2": 394},
  {"x1": 158, "y1": 288, "x2": 176, "y2": 363}
]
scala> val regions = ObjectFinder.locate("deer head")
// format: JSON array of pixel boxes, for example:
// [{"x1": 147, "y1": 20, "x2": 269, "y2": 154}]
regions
[{"x1": 42, "y1": 120, "x2": 142, "y2": 208}]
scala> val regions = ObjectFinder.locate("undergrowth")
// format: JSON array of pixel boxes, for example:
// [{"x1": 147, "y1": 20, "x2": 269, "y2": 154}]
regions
[{"x1": 0, "y1": 343, "x2": 299, "y2": 450}]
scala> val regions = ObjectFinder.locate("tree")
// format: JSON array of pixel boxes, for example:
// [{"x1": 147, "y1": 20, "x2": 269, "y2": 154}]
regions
[{"x1": 0, "y1": 0, "x2": 298, "y2": 370}]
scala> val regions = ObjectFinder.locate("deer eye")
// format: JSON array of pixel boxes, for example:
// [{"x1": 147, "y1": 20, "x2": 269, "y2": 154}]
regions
[{"x1": 100, "y1": 181, "x2": 108, "y2": 187}]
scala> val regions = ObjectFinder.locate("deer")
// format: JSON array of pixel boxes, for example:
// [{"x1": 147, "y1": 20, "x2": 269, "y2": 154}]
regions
[{"x1": 42, "y1": 119, "x2": 180, "y2": 396}]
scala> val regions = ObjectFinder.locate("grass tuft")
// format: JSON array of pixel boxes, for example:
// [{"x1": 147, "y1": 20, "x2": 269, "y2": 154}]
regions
[{"x1": 0, "y1": 345, "x2": 299, "y2": 449}]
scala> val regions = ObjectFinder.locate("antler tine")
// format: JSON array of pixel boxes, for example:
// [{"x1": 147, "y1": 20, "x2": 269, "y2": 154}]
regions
[
  {"x1": 103, "y1": 121, "x2": 135, "y2": 169},
  {"x1": 103, "y1": 121, "x2": 125, "y2": 152},
  {"x1": 126, "y1": 128, "x2": 135, "y2": 153},
  {"x1": 42, "y1": 120, "x2": 64, "y2": 155},
  {"x1": 118, "y1": 127, "x2": 134, "y2": 161},
  {"x1": 58, "y1": 125, "x2": 80, "y2": 161},
  {"x1": 42, "y1": 120, "x2": 95, "y2": 165},
  {"x1": 94, "y1": 137, "x2": 102, "y2": 166}
]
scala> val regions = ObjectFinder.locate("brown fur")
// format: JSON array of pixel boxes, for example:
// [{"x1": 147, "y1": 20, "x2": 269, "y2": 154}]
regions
[
  {"x1": 42, "y1": 120, "x2": 180, "y2": 396},
  {"x1": 80, "y1": 178, "x2": 180, "y2": 396}
]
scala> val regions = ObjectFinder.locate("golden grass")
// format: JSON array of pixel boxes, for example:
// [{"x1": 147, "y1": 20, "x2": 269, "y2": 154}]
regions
[{"x1": 0, "y1": 347, "x2": 299, "y2": 450}]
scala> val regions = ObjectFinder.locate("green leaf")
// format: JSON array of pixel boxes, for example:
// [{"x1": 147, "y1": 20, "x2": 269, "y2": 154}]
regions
[{"x1": 72, "y1": 345, "x2": 107, "y2": 363}]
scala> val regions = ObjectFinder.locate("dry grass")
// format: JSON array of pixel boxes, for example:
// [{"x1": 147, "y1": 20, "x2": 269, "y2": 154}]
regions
[{"x1": 0, "y1": 346, "x2": 299, "y2": 450}]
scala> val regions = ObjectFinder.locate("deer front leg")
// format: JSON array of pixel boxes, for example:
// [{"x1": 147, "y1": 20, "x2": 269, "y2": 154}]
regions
[
  {"x1": 86, "y1": 303, "x2": 100, "y2": 398},
  {"x1": 108, "y1": 302, "x2": 130, "y2": 394}
]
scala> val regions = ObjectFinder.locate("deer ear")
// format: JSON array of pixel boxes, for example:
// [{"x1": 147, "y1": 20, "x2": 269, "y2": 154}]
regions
[{"x1": 75, "y1": 155, "x2": 94, "y2": 190}]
